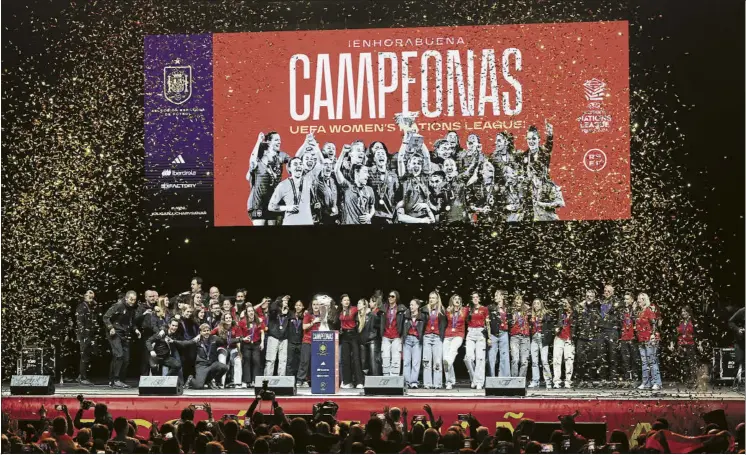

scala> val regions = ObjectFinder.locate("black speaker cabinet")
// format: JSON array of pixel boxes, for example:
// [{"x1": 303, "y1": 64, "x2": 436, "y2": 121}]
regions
[
  {"x1": 138, "y1": 376, "x2": 183, "y2": 396},
  {"x1": 10, "y1": 375, "x2": 55, "y2": 395},
  {"x1": 485, "y1": 377, "x2": 527, "y2": 397},
  {"x1": 364, "y1": 376, "x2": 405, "y2": 396}
]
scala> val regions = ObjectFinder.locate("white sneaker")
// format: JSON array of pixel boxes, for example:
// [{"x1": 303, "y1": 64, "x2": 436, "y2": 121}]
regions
[
  {"x1": 564, "y1": 383, "x2": 572, "y2": 389},
  {"x1": 410, "y1": 383, "x2": 419, "y2": 389},
  {"x1": 475, "y1": 385, "x2": 483, "y2": 390},
  {"x1": 341, "y1": 383, "x2": 352, "y2": 389},
  {"x1": 546, "y1": 383, "x2": 553, "y2": 390},
  {"x1": 638, "y1": 384, "x2": 650, "y2": 390},
  {"x1": 528, "y1": 382, "x2": 538, "y2": 388},
  {"x1": 356, "y1": 384, "x2": 364, "y2": 389},
  {"x1": 446, "y1": 383, "x2": 453, "y2": 390},
  {"x1": 652, "y1": 384, "x2": 661, "y2": 391},
  {"x1": 470, "y1": 382, "x2": 476, "y2": 389}
]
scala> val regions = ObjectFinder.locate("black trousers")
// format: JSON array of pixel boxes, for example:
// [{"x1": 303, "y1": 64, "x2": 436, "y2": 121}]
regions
[
  {"x1": 150, "y1": 355, "x2": 182, "y2": 377},
  {"x1": 193, "y1": 362, "x2": 228, "y2": 389},
  {"x1": 599, "y1": 330, "x2": 619, "y2": 380},
  {"x1": 575, "y1": 338, "x2": 598, "y2": 382},
  {"x1": 296, "y1": 343, "x2": 312, "y2": 383},
  {"x1": 180, "y1": 343, "x2": 197, "y2": 379},
  {"x1": 360, "y1": 340, "x2": 381, "y2": 376},
  {"x1": 286, "y1": 342, "x2": 302, "y2": 379},
  {"x1": 676, "y1": 344, "x2": 698, "y2": 384},
  {"x1": 340, "y1": 331, "x2": 365, "y2": 385},
  {"x1": 139, "y1": 339, "x2": 152, "y2": 376},
  {"x1": 241, "y1": 342, "x2": 262, "y2": 385},
  {"x1": 108, "y1": 335, "x2": 131, "y2": 383},
  {"x1": 619, "y1": 340, "x2": 639, "y2": 380},
  {"x1": 79, "y1": 339, "x2": 92, "y2": 380}
]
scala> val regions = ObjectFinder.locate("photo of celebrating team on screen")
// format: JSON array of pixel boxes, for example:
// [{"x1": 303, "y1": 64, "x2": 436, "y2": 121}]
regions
[{"x1": 246, "y1": 116, "x2": 562, "y2": 226}]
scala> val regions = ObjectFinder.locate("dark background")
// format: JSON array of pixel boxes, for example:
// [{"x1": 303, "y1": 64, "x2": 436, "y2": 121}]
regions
[{"x1": 2, "y1": 0, "x2": 744, "y2": 379}]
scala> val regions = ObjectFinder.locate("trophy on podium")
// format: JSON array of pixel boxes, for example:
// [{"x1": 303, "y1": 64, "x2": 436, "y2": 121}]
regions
[
  {"x1": 317, "y1": 295, "x2": 332, "y2": 331},
  {"x1": 394, "y1": 111, "x2": 424, "y2": 150}
]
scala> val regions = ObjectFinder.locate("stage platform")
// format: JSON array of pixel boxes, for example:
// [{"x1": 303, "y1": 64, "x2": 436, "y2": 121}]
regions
[{"x1": 3, "y1": 381, "x2": 744, "y2": 440}]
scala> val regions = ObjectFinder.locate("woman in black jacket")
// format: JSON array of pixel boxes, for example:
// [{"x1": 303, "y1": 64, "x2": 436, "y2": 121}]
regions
[
  {"x1": 337, "y1": 295, "x2": 365, "y2": 389},
  {"x1": 358, "y1": 298, "x2": 382, "y2": 376}
]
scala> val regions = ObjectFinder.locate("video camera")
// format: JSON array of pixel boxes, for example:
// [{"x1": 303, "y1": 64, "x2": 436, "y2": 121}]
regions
[
  {"x1": 312, "y1": 400, "x2": 339, "y2": 425},
  {"x1": 76, "y1": 394, "x2": 96, "y2": 411}
]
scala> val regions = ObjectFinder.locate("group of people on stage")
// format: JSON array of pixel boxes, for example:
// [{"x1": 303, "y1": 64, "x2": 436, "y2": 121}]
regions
[
  {"x1": 76, "y1": 278, "x2": 715, "y2": 392},
  {"x1": 245, "y1": 122, "x2": 565, "y2": 226}
]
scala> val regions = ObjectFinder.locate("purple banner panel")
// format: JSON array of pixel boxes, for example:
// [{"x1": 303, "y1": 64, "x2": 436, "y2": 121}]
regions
[{"x1": 144, "y1": 34, "x2": 213, "y2": 226}]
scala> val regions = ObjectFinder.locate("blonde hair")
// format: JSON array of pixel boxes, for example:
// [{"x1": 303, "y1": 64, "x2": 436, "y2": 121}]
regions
[
  {"x1": 157, "y1": 296, "x2": 169, "y2": 315},
  {"x1": 447, "y1": 294, "x2": 463, "y2": 314},
  {"x1": 531, "y1": 298, "x2": 547, "y2": 319},
  {"x1": 357, "y1": 299, "x2": 369, "y2": 333},
  {"x1": 428, "y1": 291, "x2": 445, "y2": 315}
]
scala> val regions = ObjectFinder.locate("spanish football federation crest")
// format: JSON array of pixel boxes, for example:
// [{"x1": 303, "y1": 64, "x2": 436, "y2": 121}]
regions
[{"x1": 163, "y1": 63, "x2": 192, "y2": 105}]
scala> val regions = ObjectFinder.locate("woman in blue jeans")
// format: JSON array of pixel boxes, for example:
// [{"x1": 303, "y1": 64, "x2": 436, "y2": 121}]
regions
[
  {"x1": 422, "y1": 292, "x2": 447, "y2": 389},
  {"x1": 402, "y1": 299, "x2": 425, "y2": 388},
  {"x1": 635, "y1": 293, "x2": 662, "y2": 390},
  {"x1": 488, "y1": 290, "x2": 511, "y2": 377}
]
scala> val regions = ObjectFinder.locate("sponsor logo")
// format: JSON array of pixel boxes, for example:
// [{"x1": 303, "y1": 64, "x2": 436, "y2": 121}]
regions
[
  {"x1": 163, "y1": 62, "x2": 192, "y2": 105},
  {"x1": 172, "y1": 154, "x2": 186, "y2": 164},
  {"x1": 160, "y1": 182, "x2": 198, "y2": 189},
  {"x1": 161, "y1": 169, "x2": 197, "y2": 177},
  {"x1": 578, "y1": 78, "x2": 612, "y2": 133},
  {"x1": 583, "y1": 149, "x2": 607, "y2": 172}
]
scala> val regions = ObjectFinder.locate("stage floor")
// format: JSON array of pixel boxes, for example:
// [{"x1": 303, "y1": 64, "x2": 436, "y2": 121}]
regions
[{"x1": 2, "y1": 381, "x2": 743, "y2": 400}]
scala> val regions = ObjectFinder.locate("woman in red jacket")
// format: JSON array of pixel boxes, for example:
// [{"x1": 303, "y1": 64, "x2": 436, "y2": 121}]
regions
[
  {"x1": 211, "y1": 313, "x2": 243, "y2": 388},
  {"x1": 676, "y1": 305, "x2": 697, "y2": 386},
  {"x1": 338, "y1": 294, "x2": 365, "y2": 389},
  {"x1": 443, "y1": 294, "x2": 467, "y2": 390},
  {"x1": 635, "y1": 293, "x2": 662, "y2": 390}
]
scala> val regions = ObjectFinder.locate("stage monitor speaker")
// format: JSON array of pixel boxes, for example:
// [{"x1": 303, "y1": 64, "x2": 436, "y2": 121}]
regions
[
  {"x1": 10, "y1": 375, "x2": 55, "y2": 395},
  {"x1": 485, "y1": 377, "x2": 526, "y2": 397},
  {"x1": 138, "y1": 376, "x2": 182, "y2": 396},
  {"x1": 364, "y1": 376, "x2": 405, "y2": 396},
  {"x1": 254, "y1": 376, "x2": 297, "y2": 396},
  {"x1": 532, "y1": 422, "x2": 607, "y2": 446},
  {"x1": 712, "y1": 348, "x2": 738, "y2": 381}
]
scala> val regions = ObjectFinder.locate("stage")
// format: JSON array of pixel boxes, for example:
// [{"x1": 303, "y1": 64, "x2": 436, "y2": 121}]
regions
[{"x1": 2, "y1": 382, "x2": 744, "y2": 441}]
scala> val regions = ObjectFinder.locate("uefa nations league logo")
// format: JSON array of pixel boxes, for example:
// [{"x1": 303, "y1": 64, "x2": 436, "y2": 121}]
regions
[{"x1": 163, "y1": 60, "x2": 192, "y2": 105}]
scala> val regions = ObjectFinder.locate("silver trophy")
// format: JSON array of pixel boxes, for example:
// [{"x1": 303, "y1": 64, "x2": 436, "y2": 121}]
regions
[
  {"x1": 317, "y1": 295, "x2": 332, "y2": 331},
  {"x1": 394, "y1": 111, "x2": 424, "y2": 150}
]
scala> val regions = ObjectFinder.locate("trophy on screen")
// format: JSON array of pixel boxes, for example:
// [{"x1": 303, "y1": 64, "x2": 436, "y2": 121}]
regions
[
  {"x1": 395, "y1": 111, "x2": 424, "y2": 150},
  {"x1": 317, "y1": 295, "x2": 332, "y2": 331}
]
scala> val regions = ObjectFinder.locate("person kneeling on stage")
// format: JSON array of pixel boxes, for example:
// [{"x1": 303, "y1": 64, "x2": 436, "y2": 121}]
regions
[
  {"x1": 186, "y1": 323, "x2": 228, "y2": 390},
  {"x1": 145, "y1": 319, "x2": 185, "y2": 382}
]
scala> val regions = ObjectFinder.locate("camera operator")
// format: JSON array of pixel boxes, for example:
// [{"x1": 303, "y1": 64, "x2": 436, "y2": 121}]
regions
[
  {"x1": 146, "y1": 319, "x2": 186, "y2": 381},
  {"x1": 75, "y1": 290, "x2": 96, "y2": 385},
  {"x1": 73, "y1": 397, "x2": 113, "y2": 431},
  {"x1": 103, "y1": 290, "x2": 141, "y2": 388}
]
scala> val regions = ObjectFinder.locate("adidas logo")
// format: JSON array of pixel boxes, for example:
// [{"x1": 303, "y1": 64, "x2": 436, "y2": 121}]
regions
[{"x1": 171, "y1": 154, "x2": 185, "y2": 164}]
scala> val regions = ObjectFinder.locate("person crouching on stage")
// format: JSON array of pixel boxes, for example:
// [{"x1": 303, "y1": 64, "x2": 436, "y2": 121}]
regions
[
  {"x1": 177, "y1": 306, "x2": 199, "y2": 381},
  {"x1": 636, "y1": 293, "x2": 662, "y2": 390},
  {"x1": 465, "y1": 292, "x2": 489, "y2": 390},
  {"x1": 75, "y1": 290, "x2": 96, "y2": 386},
  {"x1": 212, "y1": 313, "x2": 242, "y2": 388},
  {"x1": 103, "y1": 290, "x2": 141, "y2": 388},
  {"x1": 529, "y1": 298, "x2": 554, "y2": 389},
  {"x1": 402, "y1": 298, "x2": 425, "y2": 389},
  {"x1": 618, "y1": 293, "x2": 639, "y2": 384},
  {"x1": 359, "y1": 298, "x2": 382, "y2": 376},
  {"x1": 185, "y1": 323, "x2": 228, "y2": 390},
  {"x1": 338, "y1": 294, "x2": 365, "y2": 389},
  {"x1": 676, "y1": 305, "x2": 697, "y2": 386},
  {"x1": 146, "y1": 319, "x2": 185, "y2": 382},
  {"x1": 552, "y1": 299, "x2": 575, "y2": 389},
  {"x1": 443, "y1": 294, "x2": 467, "y2": 390},
  {"x1": 509, "y1": 294, "x2": 530, "y2": 378},
  {"x1": 422, "y1": 291, "x2": 447, "y2": 389},
  {"x1": 286, "y1": 300, "x2": 305, "y2": 381},
  {"x1": 239, "y1": 306, "x2": 265, "y2": 388},
  {"x1": 381, "y1": 290, "x2": 406, "y2": 376},
  {"x1": 488, "y1": 290, "x2": 511, "y2": 377},
  {"x1": 264, "y1": 298, "x2": 290, "y2": 378},
  {"x1": 297, "y1": 297, "x2": 323, "y2": 387}
]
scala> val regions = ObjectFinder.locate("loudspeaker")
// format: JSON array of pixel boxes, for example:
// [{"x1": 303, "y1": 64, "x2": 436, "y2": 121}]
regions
[
  {"x1": 138, "y1": 376, "x2": 182, "y2": 396},
  {"x1": 364, "y1": 376, "x2": 405, "y2": 395},
  {"x1": 485, "y1": 377, "x2": 526, "y2": 396},
  {"x1": 10, "y1": 375, "x2": 55, "y2": 395},
  {"x1": 254, "y1": 376, "x2": 297, "y2": 396},
  {"x1": 712, "y1": 348, "x2": 738, "y2": 381}
]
